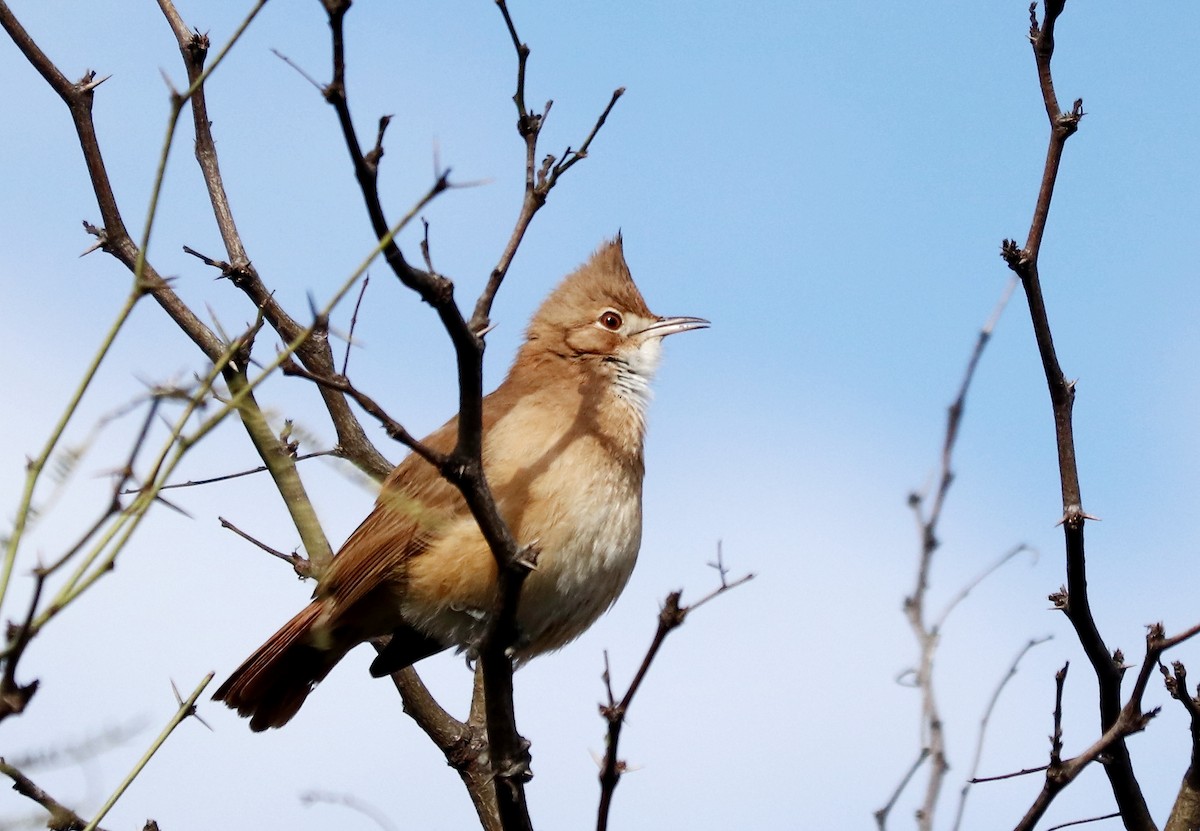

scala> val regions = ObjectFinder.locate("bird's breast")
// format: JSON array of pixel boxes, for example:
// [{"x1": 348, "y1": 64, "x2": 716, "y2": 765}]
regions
[{"x1": 399, "y1": 391, "x2": 645, "y2": 657}]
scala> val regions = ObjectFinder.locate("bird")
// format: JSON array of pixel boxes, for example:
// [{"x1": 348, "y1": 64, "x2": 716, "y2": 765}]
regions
[{"x1": 213, "y1": 236, "x2": 708, "y2": 731}]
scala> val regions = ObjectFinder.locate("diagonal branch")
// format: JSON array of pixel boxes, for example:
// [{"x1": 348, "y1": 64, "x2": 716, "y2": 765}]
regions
[
  {"x1": 1016, "y1": 622, "x2": 1200, "y2": 830},
  {"x1": 596, "y1": 552, "x2": 753, "y2": 831},
  {"x1": 471, "y1": 0, "x2": 624, "y2": 333},
  {"x1": 0, "y1": 758, "x2": 114, "y2": 831},
  {"x1": 159, "y1": 0, "x2": 392, "y2": 482}
]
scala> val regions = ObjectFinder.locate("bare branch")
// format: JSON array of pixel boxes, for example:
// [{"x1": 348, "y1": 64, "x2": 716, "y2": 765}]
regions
[
  {"x1": 280, "y1": 362, "x2": 445, "y2": 471},
  {"x1": 0, "y1": 758, "x2": 113, "y2": 831},
  {"x1": 471, "y1": 9, "x2": 625, "y2": 334},
  {"x1": 219, "y1": 516, "x2": 311, "y2": 578},
  {"x1": 952, "y1": 635, "x2": 1053, "y2": 830},
  {"x1": 596, "y1": 552, "x2": 752, "y2": 831},
  {"x1": 342, "y1": 275, "x2": 371, "y2": 376},
  {"x1": 1001, "y1": 2, "x2": 1149, "y2": 823},
  {"x1": 162, "y1": 1, "x2": 392, "y2": 482},
  {"x1": 890, "y1": 271, "x2": 1018, "y2": 829},
  {"x1": 875, "y1": 750, "x2": 931, "y2": 829}
]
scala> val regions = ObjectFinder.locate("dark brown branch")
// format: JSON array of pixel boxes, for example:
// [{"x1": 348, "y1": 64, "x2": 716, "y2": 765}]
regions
[
  {"x1": 971, "y1": 764, "x2": 1050, "y2": 785},
  {"x1": 317, "y1": 4, "x2": 603, "y2": 826},
  {"x1": 160, "y1": 3, "x2": 391, "y2": 481},
  {"x1": 596, "y1": 558, "x2": 753, "y2": 831},
  {"x1": 313, "y1": 3, "x2": 626, "y2": 824},
  {"x1": 0, "y1": 571, "x2": 43, "y2": 721},
  {"x1": 342, "y1": 276, "x2": 370, "y2": 376},
  {"x1": 319, "y1": 5, "x2": 528, "y2": 824},
  {"x1": 0, "y1": 2, "x2": 225, "y2": 361},
  {"x1": 131, "y1": 451, "x2": 334, "y2": 493},
  {"x1": 1162, "y1": 661, "x2": 1200, "y2": 831},
  {"x1": 471, "y1": 1, "x2": 624, "y2": 333},
  {"x1": 0, "y1": 757, "x2": 113, "y2": 831},
  {"x1": 1017, "y1": 622, "x2": 1200, "y2": 830},
  {"x1": 280, "y1": 362, "x2": 445, "y2": 472},
  {"x1": 1046, "y1": 813, "x2": 1122, "y2": 831},
  {"x1": 1000, "y1": 3, "x2": 1150, "y2": 826},
  {"x1": 219, "y1": 516, "x2": 311, "y2": 578}
]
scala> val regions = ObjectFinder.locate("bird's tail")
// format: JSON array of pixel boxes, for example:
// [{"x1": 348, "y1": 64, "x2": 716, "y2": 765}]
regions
[{"x1": 213, "y1": 601, "x2": 348, "y2": 731}]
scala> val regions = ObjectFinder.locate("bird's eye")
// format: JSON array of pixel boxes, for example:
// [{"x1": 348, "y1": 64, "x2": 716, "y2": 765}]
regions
[{"x1": 599, "y1": 310, "x2": 623, "y2": 331}]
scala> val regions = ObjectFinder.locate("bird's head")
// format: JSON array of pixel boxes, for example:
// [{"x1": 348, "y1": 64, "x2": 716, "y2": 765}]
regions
[{"x1": 523, "y1": 237, "x2": 709, "y2": 392}]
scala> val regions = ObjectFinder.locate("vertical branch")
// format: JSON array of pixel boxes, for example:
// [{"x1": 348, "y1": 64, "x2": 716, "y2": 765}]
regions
[
  {"x1": 318, "y1": 4, "x2": 532, "y2": 827},
  {"x1": 471, "y1": 1, "x2": 624, "y2": 333},
  {"x1": 1000, "y1": 3, "x2": 1151, "y2": 826},
  {"x1": 1162, "y1": 662, "x2": 1200, "y2": 831},
  {"x1": 884, "y1": 278, "x2": 1016, "y2": 830},
  {"x1": 315, "y1": 5, "x2": 625, "y2": 828}
]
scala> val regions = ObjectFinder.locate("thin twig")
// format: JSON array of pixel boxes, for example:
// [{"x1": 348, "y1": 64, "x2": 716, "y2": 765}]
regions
[
  {"x1": 1045, "y1": 813, "x2": 1121, "y2": 831},
  {"x1": 596, "y1": 550, "x2": 752, "y2": 831},
  {"x1": 971, "y1": 764, "x2": 1050, "y2": 784},
  {"x1": 300, "y1": 790, "x2": 399, "y2": 831},
  {"x1": 82, "y1": 673, "x2": 213, "y2": 831},
  {"x1": 935, "y1": 543, "x2": 1034, "y2": 631},
  {"x1": 280, "y1": 363, "x2": 444, "y2": 471},
  {"x1": 952, "y1": 635, "x2": 1052, "y2": 830},
  {"x1": 342, "y1": 275, "x2": 370, "y2": 375},
  {"x1": 889, "y1": 272, "x2": 1019, "y2": 829},
  {"x1": 875, "y1": 749, "x2": 931, "y2": 829},
  {"x1": 219, "y1": 516, "x2": 311, "y2": 577},
  {"x1": 125, "y1": 451, "x2": 334, "y2": 492},
  {"x1": 471, "y1": 4, "x2": 624, "y2": 333}
]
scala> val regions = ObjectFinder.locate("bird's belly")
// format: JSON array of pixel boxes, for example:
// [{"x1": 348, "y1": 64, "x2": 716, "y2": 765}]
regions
[
  {"x1": 400, "y1": 457, "x2": 643, "y2": 659},
  {"x1": 513, "y1": 484, "x2": 642, "y2": 657}
]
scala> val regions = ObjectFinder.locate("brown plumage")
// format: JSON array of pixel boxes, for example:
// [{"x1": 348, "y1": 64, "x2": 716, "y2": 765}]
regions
[{"x1": 213, "y1": 238, "x2": 707, "y2": 731}]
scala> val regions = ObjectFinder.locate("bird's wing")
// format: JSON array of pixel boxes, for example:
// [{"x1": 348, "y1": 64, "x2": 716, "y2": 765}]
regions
[
  {"x1": 317, "y1": 418, "x2": 465, "y2": 615},
  {"x1": 316, "y1": 382, "x2": 528, "y2": 619}
]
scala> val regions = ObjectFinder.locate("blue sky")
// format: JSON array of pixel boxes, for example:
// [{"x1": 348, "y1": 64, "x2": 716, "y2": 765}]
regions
[{"x1": 2, "y1": 2, "x2": 1198, "y2": 829}]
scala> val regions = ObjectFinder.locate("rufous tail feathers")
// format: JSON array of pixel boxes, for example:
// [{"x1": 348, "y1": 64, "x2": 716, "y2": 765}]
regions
[{"x1": 212, "y1": 602, "x2": 346, "y2": 732}]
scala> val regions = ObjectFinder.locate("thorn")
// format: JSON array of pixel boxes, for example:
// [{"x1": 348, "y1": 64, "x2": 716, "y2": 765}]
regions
[{"x1": 79, "y1": 73, "x2": 113, "y2": 92}]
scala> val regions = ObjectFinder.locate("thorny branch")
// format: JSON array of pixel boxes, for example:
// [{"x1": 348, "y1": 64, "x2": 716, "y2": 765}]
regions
[
  {"x1": 1016, "y1": 623, "x2": 1200, "y2": 830},
  {"x1": 473, "y1": 4, "x2": 624, "y2": 333},
  {"x1": 596, "y1": 549, "x2": 752, "y2": 831},
  {"x1": 162, "y1": 1, "x2": 392, "y2": 484},
  {"x1": 1162, "y1": 661, "x2": 1200, "y2": 831},
  {"x1": 1001, "y1": 3, "x2": 1153, "y2": 827},
  {"x1": 314, "y1": 2, "x2": 624, "y2": 828}
]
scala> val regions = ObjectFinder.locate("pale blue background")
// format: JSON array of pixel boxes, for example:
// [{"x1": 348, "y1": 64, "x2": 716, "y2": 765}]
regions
[{"x1": 2, "y1": 2, "x2": 1198, "y2": 829}]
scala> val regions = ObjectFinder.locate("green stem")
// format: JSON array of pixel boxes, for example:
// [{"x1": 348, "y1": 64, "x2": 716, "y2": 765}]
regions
[
  {"x1": 0, "y1": 290, "x2": 139, "y2": 618},
  {"x1": 82, "y1": 672, "x2": 213, "y2": 831}
]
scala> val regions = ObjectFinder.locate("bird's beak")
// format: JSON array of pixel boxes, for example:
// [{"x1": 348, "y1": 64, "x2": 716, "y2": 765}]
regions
[{"x1": 638, "y1": 315, "x2": 711, "y2": 339}]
